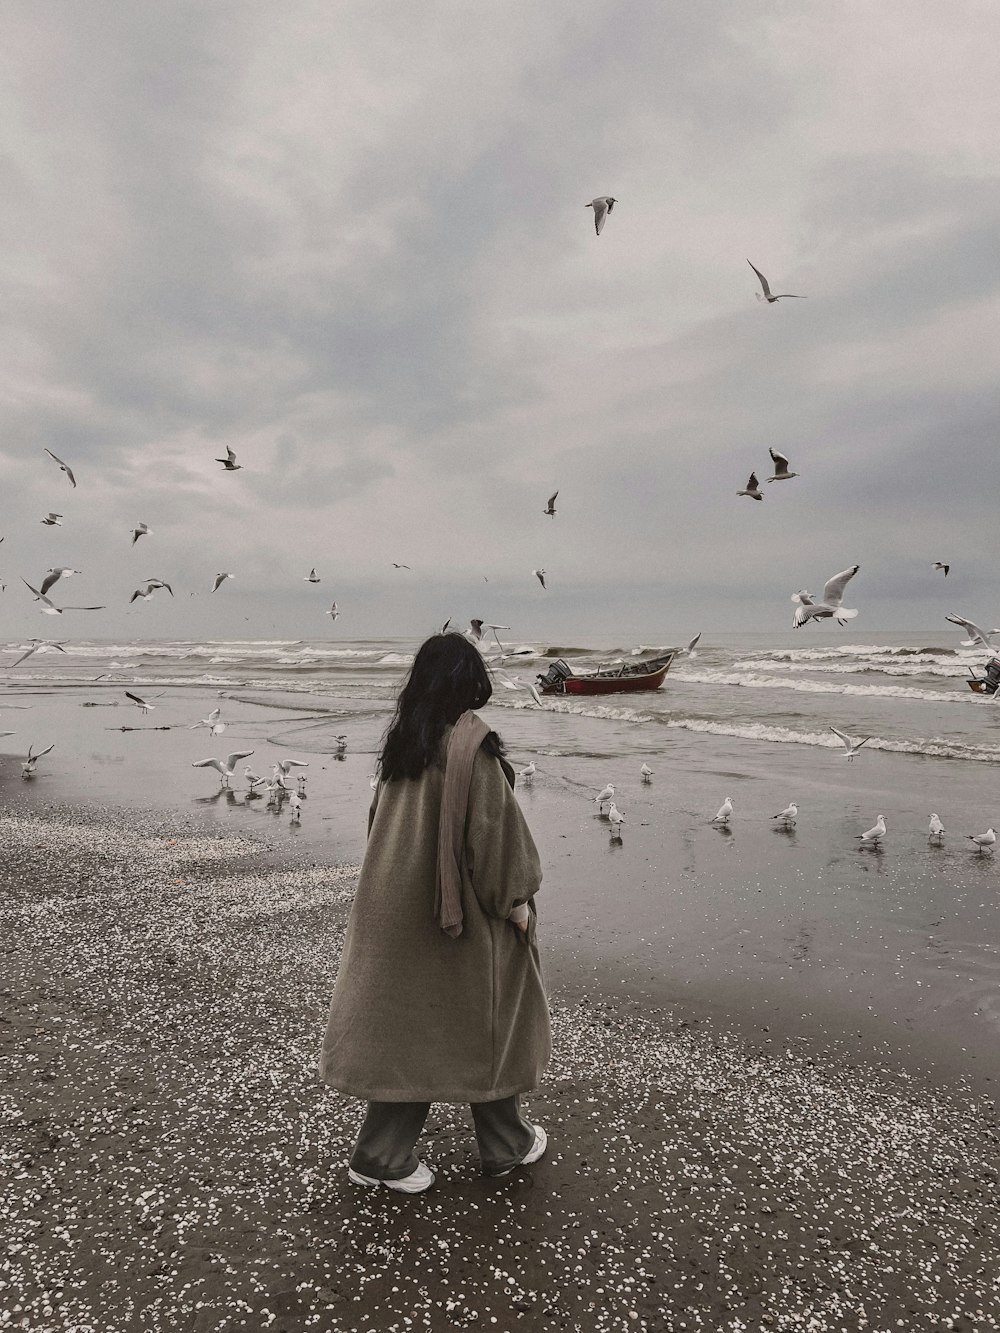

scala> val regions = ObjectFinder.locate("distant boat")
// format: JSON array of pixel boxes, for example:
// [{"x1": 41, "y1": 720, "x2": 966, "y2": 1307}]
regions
[{"x1": 535, "y1": 653, "x2": 675, "y2": 696}]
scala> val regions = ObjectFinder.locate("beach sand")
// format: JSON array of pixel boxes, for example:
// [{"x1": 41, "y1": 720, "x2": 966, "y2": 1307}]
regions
[{"x1": 3, "y1": 784, "x2": 999, "y2": 1333}]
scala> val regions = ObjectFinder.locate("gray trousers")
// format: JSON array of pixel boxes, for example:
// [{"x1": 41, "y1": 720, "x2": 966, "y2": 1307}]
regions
[{"x1": 349, "y1": 1095, "x2": 535, "y2": 1179}]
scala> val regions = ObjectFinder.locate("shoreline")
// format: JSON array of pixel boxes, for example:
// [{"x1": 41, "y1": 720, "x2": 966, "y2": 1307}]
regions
[{"x1": 3, "y1": 795, "x2": 999, "y2": 1332}]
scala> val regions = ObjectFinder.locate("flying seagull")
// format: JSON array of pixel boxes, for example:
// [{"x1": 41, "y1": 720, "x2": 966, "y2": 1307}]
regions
[
  {"x1": 532, "y1": 569, "x2": 546, "y2": 589},
  {"x1": 680, "y1": 632, "x2": 702, "y2": 657},
  {"x1": 41, "y1": 513, "x2": 63, "y2": 526},
  {"x1": 392, "y1": 563, "x2": 411, "y2": 570},
  {"x1": 737, "y1": 472, "x2": 763, "y2": 500},
  {"x1": 5, "y1": 640, "x2": 68, "y2": 669},
  {"x1": 304, "y1": 568, "x2": 321, "y2": 583},
  {"x1": 791, "y1": 566, "x2": 860, "y2": 627},
  {"x1": 131, "y1": 578, "x2": 173, "y2": 603},
  {"x1": 22, "y1": 742, "x2": 55, "y2": 779},
  {"x1": 273, "y1": 757, "x2": 309, "y2": 777},
  {"x1": 21, "y1": 578, "x2": 105, "y2": 616},
  {"x1": 39, "y1": 568, "x2": 81, "y2": 596},
  {"x1": 543, "y1": 491, "x2": 558, "y2": 517},
  {"x1": 747, "y1": 259, "x2": 804, "y2": 303},
  {"x1": 587, "y1": 196, "x2": 617, "y2": 235},
  {"x1": 190, "y1": 707, "x2": 224, "y2": 734},
  {"x1": 767, "y1": 448, "x2": 798, "y2": 482},
  {"x1": 125, "y1": 690, "x2": 157, "y2": 714},
  {"x1": 216, "y1": 445, "x2": 242, "y2": 471},
  {"x1": 830, "y1": 725, "x2": 872, "y2": 762},
  {"x1": 192, "y1": 749, "x2": 255, "y2": 788},
  {"x1": 944, "y1": 614, "x2": 995, "y2": 650},
  {"x1": 933, "y1": 562, "x2": 950, "y2": 577},
  {"x1": 211, "y1": 573, "x2": 233, "y2": 593},
  {"x1": 857, "y1": 814, "x2": 887, "y2": 845},
  {"x1": 44, "y1": 448, "x2": 76, "y2": 487},
  {"x1": 466, "y1": 619, "x2": 510, "y2": 644},
  {"x1": 327, "y1": 601, "x2": 339, "y2": 620},
  {"x1": 131, "y1": 523, "x2": 151, "y2": 545}
]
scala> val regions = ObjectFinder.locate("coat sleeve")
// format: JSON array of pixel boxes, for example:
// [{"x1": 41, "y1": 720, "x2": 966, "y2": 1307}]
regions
[{"x1": 464, "y1": 747, "x2": 542, "y2": 919}]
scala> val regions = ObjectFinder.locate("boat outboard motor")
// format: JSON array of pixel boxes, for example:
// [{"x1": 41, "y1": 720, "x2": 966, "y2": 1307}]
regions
[
  {"x1": 984, "y1": 656, "x2": 1000, "y2": 695},
  {"x1": 535, "y1": 659, "x2": 574, "y2": 691}
]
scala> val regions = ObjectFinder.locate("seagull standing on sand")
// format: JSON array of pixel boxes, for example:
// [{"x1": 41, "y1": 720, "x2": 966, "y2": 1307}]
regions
[
  {"x1": 125, "y1": 691, "x2": 157, "y2": 714},
  {"x1": 773, "y1": 802, "x2": 798, "y2": 825},
  {"x1": 928, "y1": 813, "x2": 945, "y2": 841},
  {"x1": 640, "y1": 763, "x2": 653, "y2": 783},
  {"x1": 131, "y1": 523, "x2": 151, "y2": 545},
  {"x1": 44, "y1": 448, "x2": 76, "y2": 487},
  {"x1": 41, "y1": 513, "x2": 63, "y2": 526},
  {"x1": 586, "y1": 196, "x2": 617, "y2": 235},
  {"x1": 747, "y1": 260, "x2": 805, "y2": 303},
  {"x1": 216, "y1": 446, "x2": 242, "y2": 471},
  {"x1": 532, "y1": 569, "x2": 546, "y2": 589},
  {"x1": 968, "y1": 828, "x2": 996, "y2": 854},
  {"x1": 933, "y1": 562, "x2": 950, "y2": 577},
  {"x1": 857, "y1": 814, "x2": 887, "y2": 845},
  {"x1": 738, "y1": 472, "x2": 763, "y2": 501},
  {"x1": 244, "y1": 766, "x2": 264, "y2": 792},
  {"x1": 192, "y1": 749, "x2": 255, "y2": 788},
  {"x1": 830, "y1": 725, "x2": 872, "y2": 762},
  {"x1": 211, "y1": 573, "x2": 233, "y2": 593},
  {"x1": 39, "y1": 568, "x2": 81, "y2": 596},
  {"x1": 792, "y1": 566, "x2": 860, "y2": 627},
  {"x1": 21, "y1": 743, "x2": 55, "y2": 779},
  {"x1": 712, "y1": 797, "x2": 734, "y2": 824},
  {"x1": 595, "y1": 783, "x2": 615, "y2": 813},
  {"x1": 289, "y1": 791, "x2": 303, "y2": 822},
  {"x1": 608, "y1": 802, "x2": 625, "y2": 834},
  {"x1": 519, "y1": 762, "x2": 536, "y2": 784},
  {"x1": 767, "y1": 448, "x2": 798, "y2": 482},
  {"x1": 944, "y1": 614, "x2": 995, "y2": 650},
  {"x1": 543, "y1": 491, "x2": 558, "y2": 517}
]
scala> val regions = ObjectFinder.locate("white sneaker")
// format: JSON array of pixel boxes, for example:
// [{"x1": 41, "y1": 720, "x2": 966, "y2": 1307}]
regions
[
  {"x1": 348, "y1": 1161, "x2": 435, "y2": 1194},
  {"x1": 492, "y1": 1124, "x2": 547, "y2": 1176}
]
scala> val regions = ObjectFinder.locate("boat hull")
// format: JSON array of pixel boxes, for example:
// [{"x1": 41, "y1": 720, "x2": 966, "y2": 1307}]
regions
[{"x1": 562, "y1": 665, "x2": 670, "y2": 695}]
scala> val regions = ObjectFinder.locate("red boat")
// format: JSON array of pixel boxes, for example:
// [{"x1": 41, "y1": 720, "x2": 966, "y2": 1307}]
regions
[{"x1": 535, "y1": 653, "x2": 675, "y2": 696}]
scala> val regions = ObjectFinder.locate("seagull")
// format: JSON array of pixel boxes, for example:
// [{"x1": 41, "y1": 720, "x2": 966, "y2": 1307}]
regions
[
  {"x1": 640, "y1": 763, "x2": 653, "y2": 783},
  {"x1": 369, "y1": 772, "x2": 379, "y2": 791},
  {"x1": 39, "y1": 568, "x2": 81, "y2": 596},
  {"x1": 830, "y1": 725, "x2": 872, "y2": 761},
  {"x1": 933, "y1": 562, "x2": 950, "y2": 577},
  {"x1": 211, "y1": 573, "x2": 233, "y2": 593},
  {"x1": 289, "y1": 791, "x2": 303, "y2": 822},
  {"x1": 968, "y1": 828, "x2": 996, "y2": 854},
  {"x1": 273, "y1": 758, "x2": 309, "y2": 778},
  {"x1": 21, "y1": 742, "x2": 55, "y2": 779},
  {"x1": 543, "y1": 491, "x2": 558, "y2": 517},
  {"x1": 532, "y1": 569, "x2": 546, "y2": 589},
  {"x1": 944, "y1": 614, "x2": 995, "y2": 650},
  {"x1": 131, "y1": 523, "x2": 151, "y2": 545},
  {"x1": 40, "y1": 513, "x2": 63, "y2": 526},
  {"x1": 304, "y1": 568, "x2": 321, "y2": 583},
  {"x1": 244, "y1": 765, "x2": 264, "y2": 792},
  {"x1": 767, "y1": 448, "x2": 798, "y2": 482},
  {"x1": 608, "y1": 801, "x2": 625, "y2": 833},
  {"x1": 216, "y1": 446, "x2": 242, "y2": 471},
  {"x1": 681, "y1": 632, "x2": 702, "y2": 657},
  {"x1": 928, "y1": 813, "x2": 945, "y2": 841},
  {"x1": 857, "y1": 814, "x2": 887, "y2": 844},
  {"x1": 44, "y1": 448, "x2": 76, "y2": 487},
  {"x1": 792, "y1": 566, "x2": 860, "y2": 627},
  {"x1": 130, "y1": 580, "x2": 173, "y2": 603},
  {"x1": 519, "y1": 761, "x2": 536, "y2": 784},
  {"x1": 773, "y1": 802, "x2": 798, "y2": 825},
  {"x1": 125, "y1": 690, "x2": 157, "y2": 714},
  {"x1": 5, "y1": 640, "x2": 67, "y2": 669},
  {"x1": 466, "y1": 619, "x2": 510, "y2": 644},
  {"x1": 737, "y1": 472, "x2": 763, "y2": 500},
  {"x1": 192, "y1": 749, "x2": 255, "y2": 788},
  {"x1": 586, "y1": 196, "x2": 617, "y2": 235},
  {"x1": 392, "y1": 563, "x2": 411, "y2": 570},
  {"x1": 595, "y1": 783, "x2": 615, "y2": 813},
  {"x1": 747, "y1": 260, "x2": 804, "y2": 303},
  {"x1": 190, "y1": 707, "x2": 224, "y2": 734},
  {"x1": 327, "y1": 602, "x2": 339, "y2": 620},
  {"x1": 712, "y1": 797, "x2": 734, "y2": 824},
  {"x1": 333, "y1": 736, "x2": 347, "y2": 755},
  {"x1": 21, "y1": 578, "x2": 105, "y2": 616}
]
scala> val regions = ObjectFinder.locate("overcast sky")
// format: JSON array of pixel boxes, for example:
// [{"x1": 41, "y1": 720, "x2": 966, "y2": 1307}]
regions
[{"x1": 0, "y1": 1, "x2": 997, "y2": 644}]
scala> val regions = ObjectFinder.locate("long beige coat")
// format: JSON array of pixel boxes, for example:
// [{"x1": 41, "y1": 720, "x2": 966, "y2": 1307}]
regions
[{"x1": 319, "y1": 732, "x2": 550, "y2": 1102}]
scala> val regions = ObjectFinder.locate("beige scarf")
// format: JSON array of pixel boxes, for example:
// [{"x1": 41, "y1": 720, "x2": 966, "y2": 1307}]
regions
[{"x1": 435, "y1": 711, "x2": 491, "y2": 937}]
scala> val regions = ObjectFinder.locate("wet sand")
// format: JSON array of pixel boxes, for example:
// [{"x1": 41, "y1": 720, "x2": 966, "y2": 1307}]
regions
[{"x1": 2, "y1": 787, "x2": 999, "y2": 1332}]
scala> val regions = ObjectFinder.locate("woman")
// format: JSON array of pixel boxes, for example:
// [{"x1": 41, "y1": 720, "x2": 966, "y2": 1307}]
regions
[{"x1": 319, "y1": 632, "x2": 550, "y2": 1193}]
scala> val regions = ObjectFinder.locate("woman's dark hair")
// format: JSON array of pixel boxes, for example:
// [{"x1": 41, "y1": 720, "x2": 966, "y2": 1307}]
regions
[{"x1": 379, "y1": 633, "x2": 504, "y2": 781}]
